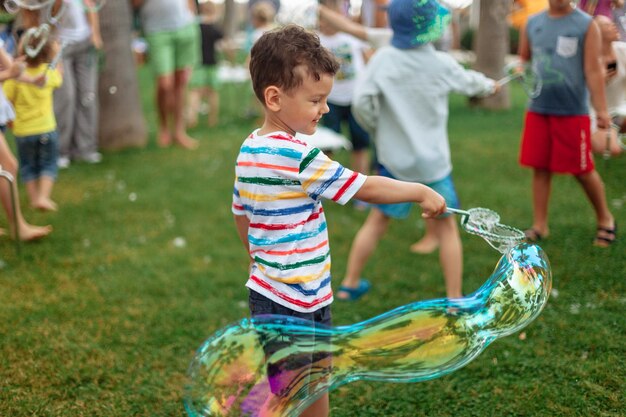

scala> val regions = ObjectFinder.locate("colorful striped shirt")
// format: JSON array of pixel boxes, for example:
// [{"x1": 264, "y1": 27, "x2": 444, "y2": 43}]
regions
[{"x1": 232, "y1": 130, "x2": 367, "y2": 312}]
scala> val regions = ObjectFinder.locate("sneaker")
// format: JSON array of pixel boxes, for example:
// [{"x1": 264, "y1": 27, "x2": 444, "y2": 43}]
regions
[
  {"x1": 57, "y1": 156, "x2": 70, "y2": 169},
  {"x1": 83, "y1": 152, "x2": 102, "y2": 164}
]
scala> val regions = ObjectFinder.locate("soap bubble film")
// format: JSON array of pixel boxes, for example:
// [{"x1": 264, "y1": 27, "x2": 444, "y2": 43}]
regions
[{"x1": 184, "y1": 243, "x2": 551, "y2": 417}]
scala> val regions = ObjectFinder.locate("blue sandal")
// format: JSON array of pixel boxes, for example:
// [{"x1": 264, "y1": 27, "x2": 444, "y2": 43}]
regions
[{"x1": 337, "y1": 279, "x2": 371, "y2": 301}]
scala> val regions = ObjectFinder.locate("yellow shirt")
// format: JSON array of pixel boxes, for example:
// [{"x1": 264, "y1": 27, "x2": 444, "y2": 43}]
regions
[{"x1": 2, "y1": 64, "x2": 62, "y2": 137}]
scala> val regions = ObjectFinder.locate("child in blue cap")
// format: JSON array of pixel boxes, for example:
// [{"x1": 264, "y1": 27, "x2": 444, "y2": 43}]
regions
[{"x1": 338, "y1": 0, "x2": 499, "y2": 301}]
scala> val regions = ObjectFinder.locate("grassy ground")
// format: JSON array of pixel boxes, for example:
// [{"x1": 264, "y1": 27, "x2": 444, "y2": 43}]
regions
[{"x1": 0, "y1": 72, "x2": 624, "y2": 416}]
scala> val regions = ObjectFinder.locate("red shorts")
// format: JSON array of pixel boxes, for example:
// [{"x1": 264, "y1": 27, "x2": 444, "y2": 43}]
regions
[{"x1": 519, "y1": 111, "x2": 594, "y2": 174}]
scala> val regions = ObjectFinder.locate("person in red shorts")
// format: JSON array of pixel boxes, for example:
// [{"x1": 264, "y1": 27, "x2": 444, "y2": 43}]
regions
[{"x1": 518, "y1": 0, "x2": 617, "y2": 247}]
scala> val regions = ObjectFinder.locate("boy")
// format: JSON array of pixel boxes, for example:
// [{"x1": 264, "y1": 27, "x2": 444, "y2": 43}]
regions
[
  {"x1": 337, "y1": 0, "x2": 498, "y2": 301},
  {"x1": 519, "y1": 0, "x2": 617, "y2": 246},
  {"x1": 232, "y1": 24, "x2": 446, "y2": 417}
]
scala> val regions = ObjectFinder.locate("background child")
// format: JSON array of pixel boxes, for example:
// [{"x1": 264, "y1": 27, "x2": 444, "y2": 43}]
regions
[
  {"x1": 187, "y1": 0, "x2": 223, "y2": 128},
  {"x1": 518, "y1": 0, "x2": 616, "y2": 246},
  {"x1": 0, "y1": 41, "x2": 52, "y2": 240},
  {"x1": 318, "y1": 0, "x2": 372, "y2": 181},
  {"x1": 233, "y1": 25, "x2": 445, "y2": 417},
  {"x1": 338, "y1": 0, "x2": 498, "y2": 301},
  {"x1": 3, "y1": 38, "x2": 63, "y2": 212}
]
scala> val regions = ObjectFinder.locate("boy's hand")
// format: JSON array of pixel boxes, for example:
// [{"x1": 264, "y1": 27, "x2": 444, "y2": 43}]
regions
[{"x1": 419, "y1": 188, "x2": 447, "y2": 219}]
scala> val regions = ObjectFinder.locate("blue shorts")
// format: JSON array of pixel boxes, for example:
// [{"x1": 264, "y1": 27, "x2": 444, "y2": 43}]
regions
[
  {"x1": 16, "y1": 131, "x2": 59, "y2": 182},
  {"x1": 323, "y1": 103, "x2": 370, "y2": 151},
  {"x1": 375, "y1": 165, "x2": 460, "y2": 219}
]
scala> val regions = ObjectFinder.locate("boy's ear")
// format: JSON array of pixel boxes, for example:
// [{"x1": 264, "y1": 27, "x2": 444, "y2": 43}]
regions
[{"x1": 264, "y1": 86, "x2": 282, "y2": 112}]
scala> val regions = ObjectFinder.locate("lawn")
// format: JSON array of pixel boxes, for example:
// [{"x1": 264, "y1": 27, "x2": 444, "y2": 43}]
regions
[{"x1": 0, "y1": 71, "x2": 624, "y2": 416}]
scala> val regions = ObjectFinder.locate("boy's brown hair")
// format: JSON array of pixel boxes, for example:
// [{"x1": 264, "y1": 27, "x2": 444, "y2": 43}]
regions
[{"x1": 249, "y1": 25, "x2": 339, "y2": 104}]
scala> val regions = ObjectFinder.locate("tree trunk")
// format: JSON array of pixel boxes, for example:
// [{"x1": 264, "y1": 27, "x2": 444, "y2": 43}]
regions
[
  {"x1": 472, "y1": 0, "x2": 511, "y2": 110},
  {"x1": 97, "y1": 0, "x2": 147, "y2": 150},
  {"x1": 223, "y1": 0, "x2": 238, "y2": 38}
]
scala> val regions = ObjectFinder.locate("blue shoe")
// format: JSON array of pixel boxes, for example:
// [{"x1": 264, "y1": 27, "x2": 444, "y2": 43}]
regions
[{"x1": 337, "y1": 279, "x2": 371, "y2": 301}]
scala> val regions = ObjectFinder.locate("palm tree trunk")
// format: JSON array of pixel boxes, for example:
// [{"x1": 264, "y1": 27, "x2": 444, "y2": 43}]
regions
[
  {"x1": 473, "y1": 0, "x2": 511, "y2": 110},
  {"x1": 97, "y1": 0, "x2": 147, "y2": 150}
]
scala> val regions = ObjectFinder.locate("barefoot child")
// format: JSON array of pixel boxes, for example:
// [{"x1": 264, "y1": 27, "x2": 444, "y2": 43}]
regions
[
  {"x1": 3, "y1": 38, "x2": 63, "y2": 212},
  {"x1": 233, "y1": 25, "x2": 446, "y2": 416}
]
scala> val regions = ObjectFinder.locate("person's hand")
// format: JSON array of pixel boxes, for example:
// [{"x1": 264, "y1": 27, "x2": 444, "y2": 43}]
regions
[
  {"x1": 419, "y1": 187, "x2": 447, "y2": 219},
  {"x1": 9, "y1": 56, "x2": 26, "y2": 79},
  {"x1": 33, "y1": 72, "x2": 47, "y2": 88},
  {"x1": 596, "y1": 111, "x2": 611, "y2": 130},
  {"x1": 92, "y1": 34, "x2": 103, "y2": 50}
]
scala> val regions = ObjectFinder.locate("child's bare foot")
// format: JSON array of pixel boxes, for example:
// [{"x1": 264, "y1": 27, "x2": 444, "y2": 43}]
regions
[
  {"x1": 174, "y1": 134, "x2": 199, "y2": 150},
  {"x1": 158, "y1": 130, "x2": 172, "y2": 148},
  {"x1": 0, "y1": 227, "x2": 6, "y2": 237},
  {"x1": 409, "y1": 236, "x2": 439, "y2": 254},
  {"x1": 33, "y1": 198, "x2": 58, "y2": 212},
  {"x1": 17, "y1": 223, "x2": 52, "y2": 241}
]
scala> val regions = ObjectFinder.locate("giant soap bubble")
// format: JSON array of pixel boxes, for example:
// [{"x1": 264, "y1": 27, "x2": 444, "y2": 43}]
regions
[{"x1": 184, "y1": 243, "x2": 551, "y2": 417}]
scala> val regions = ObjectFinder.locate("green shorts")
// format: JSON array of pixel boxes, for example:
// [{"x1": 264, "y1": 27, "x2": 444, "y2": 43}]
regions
[
  {"x1": 189, "y1": 65, "x2": 220, "y2": 89},
  {"x1": 145, "y1": 23, "x2": 199, "y2": 76}
]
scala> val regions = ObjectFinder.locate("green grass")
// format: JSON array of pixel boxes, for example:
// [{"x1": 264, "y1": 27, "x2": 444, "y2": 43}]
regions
[{"x1": 1, "y1": 71, "x2": 624, "y2": 416}]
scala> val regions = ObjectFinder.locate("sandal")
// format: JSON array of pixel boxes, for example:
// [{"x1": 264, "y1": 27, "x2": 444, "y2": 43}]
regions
[
  {"x1": 337, "y1": 279, "x2": 371, "y2": 301},
  {"x1": 524, "y1": 228, "x2": 546, "y2": 242},
  {"x1": 593, "y1": 222, "x2": 617, "y2": 247}
]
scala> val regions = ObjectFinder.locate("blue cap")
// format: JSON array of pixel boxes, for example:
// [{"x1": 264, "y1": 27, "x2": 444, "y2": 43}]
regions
[{"x1": 388, "y1": 0, "x2": 452, "y2": 49}]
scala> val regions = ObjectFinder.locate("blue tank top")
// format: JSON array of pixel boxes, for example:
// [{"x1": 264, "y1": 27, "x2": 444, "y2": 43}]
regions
[{"x1": 527, "y1": 9, "x2": 592, "y2": 115}]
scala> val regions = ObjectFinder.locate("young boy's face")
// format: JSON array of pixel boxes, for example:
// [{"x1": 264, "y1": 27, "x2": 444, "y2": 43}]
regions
[{"x1": 274, "y1": 68, "x2": 333, "y2": 136}]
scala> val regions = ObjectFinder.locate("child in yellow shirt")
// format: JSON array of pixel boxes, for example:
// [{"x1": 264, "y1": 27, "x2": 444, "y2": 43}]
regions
[{"x1": 4, "y1": 38, "x2": 63, "y2": 211}]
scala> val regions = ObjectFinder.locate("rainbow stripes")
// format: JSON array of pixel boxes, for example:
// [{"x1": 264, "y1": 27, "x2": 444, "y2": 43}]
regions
[{"x1": 232, "y1": 131, "x2": 366, "y2": 312}]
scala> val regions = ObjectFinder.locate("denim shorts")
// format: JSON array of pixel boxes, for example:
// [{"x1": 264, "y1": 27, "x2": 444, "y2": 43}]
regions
[
  {"x1": 248, "y1": 290, "x2": 332, "y2": 396},
  {"x1": 16, "y1": 131, "x2": 59, "y2": 182},
  {"x1": 375, "y1": 164, "x2": 460, "y2": 219}
]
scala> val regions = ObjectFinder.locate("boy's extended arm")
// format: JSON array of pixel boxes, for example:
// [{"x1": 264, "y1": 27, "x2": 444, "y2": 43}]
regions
[
  {"x1": 354, "y1": 176, "x2": 447, "y2": 218},
  {"x1": 584, "y1": 20, "x2": 610, "y2": 129},
  {"x1": 234, "y1": 214, "x2": 251, "y2": 256}
]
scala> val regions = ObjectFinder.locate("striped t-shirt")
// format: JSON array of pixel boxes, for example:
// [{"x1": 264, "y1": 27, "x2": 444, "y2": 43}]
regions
[{"x1": 232, "y1": 130, "x2": 367, "y2": 313}]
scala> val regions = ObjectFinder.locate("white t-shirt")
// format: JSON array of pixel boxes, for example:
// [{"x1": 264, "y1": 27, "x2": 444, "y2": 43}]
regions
[
  {"x1": 318, "y1": 32, "x2": 368, "y2": 105},
  {"x1": 56, "y1": 0, "x2": 91, "y2": 44}
]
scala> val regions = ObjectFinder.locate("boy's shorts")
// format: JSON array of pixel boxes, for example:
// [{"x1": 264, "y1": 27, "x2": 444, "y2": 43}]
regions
[
  {"x1": 323, "y1": 103, "x2": 370, "y2": 151},
  {"x1": 375, "y1": 164, "x2": 460, "y2": 219},
  {"x1": 520, "y1": 111, "x2": 594, "y2": 174},
  {"x1": 189, "y1": 65, "x2": 220, "y2": 89},
  {"x1": 16, "y1": 131, "x2": 59, "y2": 182},
  {"x1": 248, "y1": 290, "x2": 332, "y2": 396},
  {"x1": 145, "y1": 23, "x2": 199, "y2": 76}
]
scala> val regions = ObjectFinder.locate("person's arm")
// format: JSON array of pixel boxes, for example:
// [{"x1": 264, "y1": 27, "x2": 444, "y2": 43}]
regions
[
  {"x1": 83, "y1": 0, "x2": 103, "y2": 49},
  {"x1": 188, "y1": 0, "x2": 197, "y2": 14},
  {"x1": 234, "y1": 214, "x2": 251, "y2": 256},
  {"x1": 354, "y1": 176, "x2": 447, "y2": 218},
  {"x1": 0, "y1": 48, "x2": 23, "y2": 82},
  {"x1": 584, "y1": 20, "x2": 611, "y2": 129},
  {"x1": 518, "y1": 22, "x2": 531, "y2": 63},
  {"x1": 318, "y1": 4, "x2": 368, "y2": 41}
]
